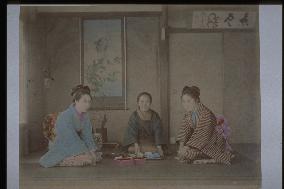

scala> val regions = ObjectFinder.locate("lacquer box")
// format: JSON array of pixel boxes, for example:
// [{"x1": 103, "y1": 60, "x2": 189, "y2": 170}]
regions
[
  {"x1": 113, "y1": 157, "x2": 145, "y2": 166},
  {"x1": 133, "y1": 157, "x2": 145, "y2": 165},
  {"x1": 113, "y1": 157, "x2": 134, "y2": 166}
]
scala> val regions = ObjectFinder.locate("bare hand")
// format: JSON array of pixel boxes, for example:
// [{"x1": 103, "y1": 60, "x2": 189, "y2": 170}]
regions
[
  {"x1": 179, "y1": 143, "x2": 184, "y2": 151},
  {"x1": 177, "y1": 144, "x2": 186, "y2": 157},
  {"x1": 134, "y1": 143, "x2": 140, "y2": 155},
  {"x1": 157, "y1": 145, "x2": 164, "y2": 157}
]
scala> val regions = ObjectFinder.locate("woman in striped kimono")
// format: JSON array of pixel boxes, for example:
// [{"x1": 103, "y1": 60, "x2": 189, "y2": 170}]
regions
[{"x1": 176, "y1": 86, "x2": 234, "y2": 165}]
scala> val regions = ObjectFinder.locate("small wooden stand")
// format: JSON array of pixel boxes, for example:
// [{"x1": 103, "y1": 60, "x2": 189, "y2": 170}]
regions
[{"x1": 95, "y1": 128, "x2": 108, "y2": 143}]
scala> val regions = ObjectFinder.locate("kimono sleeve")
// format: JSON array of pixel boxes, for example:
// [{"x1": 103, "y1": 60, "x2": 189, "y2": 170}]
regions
[
  {"x1": 176, "y1": 114, "x2": 194, "y2": 144},
  {"x1": 55, "y1": 113, "x2": 88, "y2": 154},
  {"x1": 152, "y1": 112, "x2": 165, "y2": 145},
  {"x1": 122, "y1": 113, "x2": 139, "y2": 147},
  {"x1": 81, "y1": 117, "x2": 97, "y2": 151}
]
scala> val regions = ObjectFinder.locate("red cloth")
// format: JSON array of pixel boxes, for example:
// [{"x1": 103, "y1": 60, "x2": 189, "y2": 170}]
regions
[{"x1": 42, "y1": 113, "x2": 59, "y2": 141}]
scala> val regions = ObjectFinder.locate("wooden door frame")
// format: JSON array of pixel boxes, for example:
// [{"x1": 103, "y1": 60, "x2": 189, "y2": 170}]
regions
[{"x1": 159, "y1": 6, "x2": 170, "y2": 145}]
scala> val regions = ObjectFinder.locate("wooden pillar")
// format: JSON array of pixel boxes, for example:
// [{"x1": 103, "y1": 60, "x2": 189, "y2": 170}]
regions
[{"x1": 159, "y1": 5, "x2": 170, "y2": 145}]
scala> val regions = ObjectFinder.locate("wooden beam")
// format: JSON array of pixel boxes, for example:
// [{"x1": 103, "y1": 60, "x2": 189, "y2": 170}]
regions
[
  {"x1": 159, "y1": 5, "x2": 170, "y2": 145},
  {"x1": 168, "y1": 27, "x2": 256, "y2": 33},
  {"x1": 37, "y1": 12, "x2": 161, "y2": 18}
]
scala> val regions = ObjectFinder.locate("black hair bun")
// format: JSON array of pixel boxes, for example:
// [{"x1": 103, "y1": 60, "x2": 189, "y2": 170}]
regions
[
  {"x1": 182, "y1": 86, "x2": 191, "y2": 94},
  {"x1": 182, "y1": 85, "x2": 200, "y2": 100},
  {"x1": 190, "y1": 86, "x2": 200, "y2": 97},
  {"x1": 71, "y1": 84, "x2": 90, "y2": 96}
]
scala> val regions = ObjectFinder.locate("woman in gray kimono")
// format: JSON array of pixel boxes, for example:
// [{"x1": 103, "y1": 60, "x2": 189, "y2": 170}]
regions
[
  {"x1": 122, "y1": 92, "x2": 165, "y2": 157},
  {"x1": 39, "y1": 85, "x2": 101, "y2": 168}
]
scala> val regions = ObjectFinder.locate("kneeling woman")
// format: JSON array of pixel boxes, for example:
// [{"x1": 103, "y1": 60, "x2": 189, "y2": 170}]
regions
[
  {"x1": 122, "y1": 92, "x2": 165, "y2": 157},
  {"x1": 39, "y1": 85, "x2": 99, "y2": 168},
  {"x1": 176, "y1": 86, "x2": 233, "y2": 165}
]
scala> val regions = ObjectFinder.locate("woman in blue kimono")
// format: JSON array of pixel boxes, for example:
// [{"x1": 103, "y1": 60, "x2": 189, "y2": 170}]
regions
[
  {"x1": 122, "y1": 92, "x2": 165, "y2": 157},
  {"x1": 39, "y1": 85, "x2": 99, "y2": 168}
]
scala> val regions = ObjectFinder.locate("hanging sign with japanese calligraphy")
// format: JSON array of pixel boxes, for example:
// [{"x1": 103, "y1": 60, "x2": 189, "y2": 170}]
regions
[{"x1": 192, "y1": 11, "x2": 256, "y2": 29}]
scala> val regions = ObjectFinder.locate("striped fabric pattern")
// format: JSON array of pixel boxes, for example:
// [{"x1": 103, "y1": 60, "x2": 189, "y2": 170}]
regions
[{"x1": 176, "y1": 103, "x2": 232, "y2": 165}]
